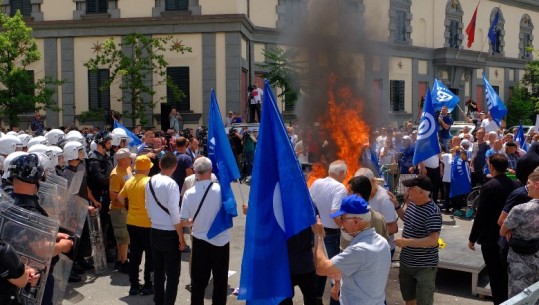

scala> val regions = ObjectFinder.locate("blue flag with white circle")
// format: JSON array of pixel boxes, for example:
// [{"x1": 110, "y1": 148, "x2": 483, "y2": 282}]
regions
[
  {"x1": 450, "y1": 155, "x2": 471, "y2": 198},
  {"x1": 413, "y1": 87, "x2": 441, "y2": 165},
  {"x1": 431, "y1": 78, "x2": 460, "y2": 112},
  {"x1": 483, "y1": 74, "x2": 507, "y2": 127}
]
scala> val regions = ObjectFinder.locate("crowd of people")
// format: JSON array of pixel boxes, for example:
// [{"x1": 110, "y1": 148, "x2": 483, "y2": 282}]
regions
[{"x1": 0, "y1": 99, "x2": 538, "y2": 305}]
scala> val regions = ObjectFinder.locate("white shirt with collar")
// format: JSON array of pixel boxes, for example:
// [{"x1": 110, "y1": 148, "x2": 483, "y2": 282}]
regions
[
  {"x1": 180, "y1": 180, "x2": 231, "y2": 246},
  {"x1": 145, "y1": 174, "x2": 181, "y2": 231}
]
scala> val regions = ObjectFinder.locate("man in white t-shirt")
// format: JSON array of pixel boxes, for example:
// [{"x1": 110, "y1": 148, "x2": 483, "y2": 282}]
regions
[
  {"x1": 180, "y1": 157, "x2": 230, "y2": 305},
  {"x1": 145, "y1": 153, "x2": 186, "y2": 305},
  {"x1": 481, "y1": 112, "x2": 499, "y2": 133},
  {"x1": 247, "y1": 83, "x2": 263, "y2": 123},
  {"x1": 309, "y1": 160, "x2": 348, "y2": 305},
  {"x1": 355, "y1": 168, "x2": 398, "y2": 257}
]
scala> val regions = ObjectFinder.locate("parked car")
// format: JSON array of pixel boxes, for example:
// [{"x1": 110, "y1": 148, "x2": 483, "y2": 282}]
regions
[
  {"x1": 506, "y1": 125, "x2": 535, "y2": 136},
  {"x1": 450, "y1": 122, "x2": 476, "y2": 138}
]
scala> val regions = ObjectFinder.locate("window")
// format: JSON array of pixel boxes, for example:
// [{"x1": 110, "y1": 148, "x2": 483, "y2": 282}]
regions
[
  {"x1": 448, "y1": 21, "x2": 460, "y2": 48},
  {"x1": 489, "y1": 8, "x2": 505, "y2": 55},
  {"x1": 444, "y1": 0, "x2": 463, "y2": 48},
  {"x1": 88, "y1": 69, "x2": 110, "y2": 111},
  {"x1": 10, "y1": 0, "x2": 31, "y2": 17},
  {"x1": 520, "y1": 15, "x2": 534, "y2": 59},
  {"x1": 165, "y1": 0, "x2": 188, "y2": 11},
  {"x1": 390, "y1": 0, "x2": 412, "y2": 44},
  {"x1": 390, "y1": 80, "x2": 405, "y2": 112},
  {"x1": 277, "y1": 0, "x2": 309, "y2": 30},
  {"x1": 395, "y1": 10, "x2": 407, "y2": 42},
  {"x1": 86, "y1": 0, "x2": 107, "y2": 14},
  {"x1": 167, "y1": 67, "x2": 190, "y2": 112}
]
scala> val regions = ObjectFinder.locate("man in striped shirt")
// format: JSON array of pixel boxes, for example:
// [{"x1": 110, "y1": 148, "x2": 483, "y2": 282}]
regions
[{"x1": 394, "y1": 175, "x2": 442, "y2": 305}]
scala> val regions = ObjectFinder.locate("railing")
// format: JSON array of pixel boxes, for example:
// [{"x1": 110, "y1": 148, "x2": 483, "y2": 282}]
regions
[{"x1": 501, "y1": 281, "x2": 539, "y2": 305}]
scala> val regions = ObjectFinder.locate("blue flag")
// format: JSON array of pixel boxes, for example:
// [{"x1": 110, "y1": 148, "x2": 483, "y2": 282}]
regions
[
  {"x1": 207, "y1": 89, "x2": 241, "y2": 239},
  {"x1": 113, "y1": 121, "x2": 142, "y2": 147},
  {"x1": 483, "y1": 74, "x2": 507, "y2": 127},
  {"x1": 413, "y1": 87, "x2": 441, "y2": 165},
  {"x1": 450, "y1": 154, "x2": 471, "y2": 198},
  {"x1": 238, "y1": 80, "x2": 316, "y2": 305},
  {"x1": 515, "y1": 122, "x2": 527, "y2": 152},
  {"x1": 431, "y1": 78, "x2": 460, "y2": 112},
  {"x1": 488, "y1": 9, "x2": 500, "y2": 52}
]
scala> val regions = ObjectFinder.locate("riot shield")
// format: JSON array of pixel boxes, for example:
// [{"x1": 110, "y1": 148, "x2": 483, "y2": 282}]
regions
[
  {"x1": 52, "y1": 195, "x2": 88, "y2": 305},
  {"x1": 87, "y1": 209, "x2": 107, "y2": 274},
  {"x1": 0, "y1": 189, "x2": 59, "y2": 305},
  {"x1": 38, "y1": 181, "x2": 60, "y2": 219}
]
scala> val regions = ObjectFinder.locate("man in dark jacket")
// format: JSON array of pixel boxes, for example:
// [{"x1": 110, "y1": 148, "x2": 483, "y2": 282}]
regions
[
  {"x1": 468, "y1": 154, "x2": 520, "y2": 305},
  {"x1": 516, "y1": 142, "x2": 539, "y2": 185}
]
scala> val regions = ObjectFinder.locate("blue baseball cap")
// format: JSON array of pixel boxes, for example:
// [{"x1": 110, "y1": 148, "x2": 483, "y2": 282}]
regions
[{"x1": 330, "y1": 194, "x2": 370, "y2": 218}]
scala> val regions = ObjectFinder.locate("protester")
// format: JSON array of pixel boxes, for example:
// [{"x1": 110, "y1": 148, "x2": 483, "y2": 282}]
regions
[
  {"x1": 171, "y1": 137, "x2": 194, "y2": 192},
  {"x1": 169, "y1": 107, "x2": 183, "y2": 136},
  {"x1": 313, "y1": 194, "x2": 390, "y2": 305},
  {"x1": 395, "y1": 175, "x2": 442, "y2": 305},
  {"x1": 438, "y1": 106, "x2": 453, "y2": 149}
]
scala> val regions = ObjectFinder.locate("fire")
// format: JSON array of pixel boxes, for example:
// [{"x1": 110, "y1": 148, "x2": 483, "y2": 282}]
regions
[
  {"x1": 308, "y1": 73, "x2": 370, "y2": 184},
  {"x1": 307, "y1": 163, "x2": 328, "y2": 188}
]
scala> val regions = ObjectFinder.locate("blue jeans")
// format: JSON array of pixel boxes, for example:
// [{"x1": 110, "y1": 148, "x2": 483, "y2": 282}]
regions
[{"x1": 316, "y1": 231, "x2": 341, "y2": 305}]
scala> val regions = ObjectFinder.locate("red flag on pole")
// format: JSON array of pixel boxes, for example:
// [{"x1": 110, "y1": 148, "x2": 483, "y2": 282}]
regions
[{"x1": 466, "y1": 3, "x2": 479, "y2": 48}]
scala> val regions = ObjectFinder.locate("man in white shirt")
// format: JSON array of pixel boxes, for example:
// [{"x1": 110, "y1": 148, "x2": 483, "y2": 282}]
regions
[
  {"x1": 247, "y1": 83, "x2": 263, "y2": 123},
  {"x1": 354, "y1": 168, "x2": 399, "y2": 258},
  {"x1": 145, "y1": 153, "x2": 186, "y2": 305},
  {"x1": 181, "y1": 157, "x2": 230, "y2": 305},
  {"x1": 481, "y1": 112, "x2": 499, "y2": 134},
  {"x1": 309, "y1": 160, "x2": 348, "y2": 305}
]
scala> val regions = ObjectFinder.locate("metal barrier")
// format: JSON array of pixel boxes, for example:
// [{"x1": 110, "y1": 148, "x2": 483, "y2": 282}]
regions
[{"x1": 501, "y1": 281, "x2": 539, "y2": 305}]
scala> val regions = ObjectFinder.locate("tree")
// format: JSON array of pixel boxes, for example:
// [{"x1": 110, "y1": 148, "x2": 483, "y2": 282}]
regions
[
  {"x1": 85, "y1": 33, "x2": 192, "y2": 127},
  {"x1": 506, "y1": 85, "x2": 534, "y2": 127},
  {"x1": 258, "y1": 47, "x2": 303, "y2": 112},
  {"x1": 0, "y1": 12, "x2": 61, "y2": 128}
]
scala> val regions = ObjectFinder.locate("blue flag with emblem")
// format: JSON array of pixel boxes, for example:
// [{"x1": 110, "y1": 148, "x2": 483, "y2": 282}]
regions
[
  {"x1": 450, "y1": 154, "x2": 471, "y2": 198},
  {"x1": 515, "y1": 122, "x2": 528, "y2": 152},
  {"x1": 207, "y1": 89, "x2": 241, "y2": 239},
  {"x1": 431, "y1": 78, "x2": 460, "y2": 113},
  {"x1": 483, "y1": 74, "x2": 507, "y2": 127},
  {"x1": 113, "y1": 121, "x2": 142, "y2": 147},
  {"x1": 488, "y1": 9, "x2": 500, "y2": 53},
  {"x1": 413, "y1": 87, "x2": 441, "y2": 165},
  {"x1": 238, "y1": 80, "x2": 316, "y2": 305}
]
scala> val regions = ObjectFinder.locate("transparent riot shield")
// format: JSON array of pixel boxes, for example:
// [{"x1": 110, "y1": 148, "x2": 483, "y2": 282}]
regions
[
  {"x1": 87, "y1": 209, "x2": 107, "y2": 274},
  {"x1": 37, "y1": 181, "x2": 60, "y2": 220},
  {"x1": 52, "y1": 195, "x2": 88, "y2": 305},
  {"x1": 0, "y1": 189, "x2": 59, "y2": 305}
]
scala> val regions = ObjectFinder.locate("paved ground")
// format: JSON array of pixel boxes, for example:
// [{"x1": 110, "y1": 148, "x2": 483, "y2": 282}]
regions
[{"x1": 63, "y1": 183, "x2": 493, "y2": 305}]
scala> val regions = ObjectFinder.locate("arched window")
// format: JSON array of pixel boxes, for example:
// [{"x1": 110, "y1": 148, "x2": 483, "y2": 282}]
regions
[
  {"x1": 444, "y1": 0, "x2": 463, "y2": 48},
  {"x1": 519, "y1": 14, "x2": 534, "y2": 59},
  {"x1": 489, "y1": 8, "x2": 505, "y2": 55},
  {"x1": 390, "y1": 0, "x2": 412, "y2": 44}
]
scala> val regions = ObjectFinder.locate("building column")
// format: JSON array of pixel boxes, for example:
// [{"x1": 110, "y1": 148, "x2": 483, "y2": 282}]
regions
[
  {"x1": 44, "y1": 38, "x2": 59, "y2": 128},
  {"x1": 61, "y1": 38, "x2": 75, "y2": 126}
]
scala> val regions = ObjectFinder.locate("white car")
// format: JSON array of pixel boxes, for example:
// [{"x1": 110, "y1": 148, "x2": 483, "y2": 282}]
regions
[{"x1": 450, "y1": 122, "x2": 476, "y2": 138}]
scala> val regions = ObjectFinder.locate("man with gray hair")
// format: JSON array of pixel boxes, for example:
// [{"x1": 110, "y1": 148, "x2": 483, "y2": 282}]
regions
[
  {"x1": 180, "y1": 157, "x2": 230, "y2": 305},
  {"x1": 354, "y1": 167, "x2": 398, "y2": 257},
  {"x1": 309, "y1": 160, "x2": 348, "y2": 305}
]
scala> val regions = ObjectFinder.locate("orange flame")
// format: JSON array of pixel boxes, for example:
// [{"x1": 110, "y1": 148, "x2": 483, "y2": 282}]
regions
[
  {"x1": 308, "y1": 73, "x2": 370, "y2": 184},
  {"x1": 307, "y1": 163, "x2": 328, "y2": 188}
]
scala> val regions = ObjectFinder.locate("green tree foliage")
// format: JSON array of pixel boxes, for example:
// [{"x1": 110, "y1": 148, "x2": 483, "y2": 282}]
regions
[
  {"x1": 85, "y1": 33, "x2": 192, "y2": 127},
  {"x1": 506, "y1": 85, "x2": 534, "y2": 127},
  {"x1": 0, "y1": 12, "x2": 61, "y2": 127},
  {"x1": 258, "y1": 47, "x2": 303, "y2": 111}
]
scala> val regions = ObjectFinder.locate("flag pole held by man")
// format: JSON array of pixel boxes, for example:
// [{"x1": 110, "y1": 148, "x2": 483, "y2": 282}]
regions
[
  {"x1": 207, "y1": 89, "x2": 241, "y2": 239},
  {"x1": 238, "y1": 80, "x2": 316, "y2": 304},
  {"x1": 414, "y1": 87, "x2": 441, "y2": 166}
]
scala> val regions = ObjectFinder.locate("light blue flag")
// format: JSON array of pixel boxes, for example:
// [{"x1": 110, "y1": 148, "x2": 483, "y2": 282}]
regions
[
  {"x1": 450, "y1": 154, "x2": 471, "y2": 198},
  {"x1": 515, "y1": 122, "x2": 528, "y2": 152},
  {"x1": 431, "y1": 78, "x2": 460, "y2": 112},
  {"x1": 413, "y1": 87, "x2": 441, "y2": 165},
  {"x1": 488, "y1": 9, "x2": 500, "y2": 53},
  {"x1": 238, "y1": 80, "x2": 316, "y2": 305},
  {"x1": 113, "y1": 121, "x2": 142, "y2": 147},
  {"x1": 483, "y1": 74, "x2": 507, "y2": 127},
  {"x1": 207, "y1": 89, "x2": 241, "y2": 239}
]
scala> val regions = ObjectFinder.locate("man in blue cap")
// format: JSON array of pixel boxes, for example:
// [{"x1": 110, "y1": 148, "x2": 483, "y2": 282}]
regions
[{"x1": 313, "y1": 194, "x2": 390, "y2": 305}]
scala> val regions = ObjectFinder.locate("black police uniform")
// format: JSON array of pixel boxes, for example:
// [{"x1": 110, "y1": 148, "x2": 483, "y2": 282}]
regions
[{"x1": 0, "y1": 240, "x2": 26, "y2": 305}]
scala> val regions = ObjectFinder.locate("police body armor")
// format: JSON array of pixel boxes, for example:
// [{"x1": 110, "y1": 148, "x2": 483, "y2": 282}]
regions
[{"x1": 0, "y1": 189, "x2": 59, "y2": 305}]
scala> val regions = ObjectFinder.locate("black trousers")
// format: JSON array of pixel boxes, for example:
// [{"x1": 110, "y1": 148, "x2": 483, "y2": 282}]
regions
[
  {"x1": 191, "y1": 236, "x2": 229, "y2": 305},
  {"x1": 426, "y1": 166, "x2": 441, "y2": 203},
  {"x1": 481, "y1": 243, "x2": 508, "y2": 305},
  {"x1": 279, "y1": 271, "x2": 318, "y2": 305},
  {"x1": 151, "y1": 229, "x2": 181, "y2": 305},
  {"x1": 127, "y1": 225, "x2": 153, "y2": 288},
  {"x1": 249, "y1": 104, "x2": 261, "y2": 123}
]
